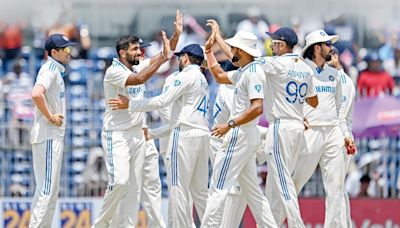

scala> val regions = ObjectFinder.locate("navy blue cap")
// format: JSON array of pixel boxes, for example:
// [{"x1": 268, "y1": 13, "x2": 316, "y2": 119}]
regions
[
  {"x1": 45, "y1": 34, "x2": 77, "y2": 52},
  {"x1": 364, "y1": 51, "x2": 381, "y2": 62},
  {"x1": 174, "y1": 44, "x2": 204, "y2": 61},
  {"x1": 266, "y1": 27, "x2": 298, "y2": 46},
  {"x1": 139, "y1": 38, "x2": 151, "y2": 48}
]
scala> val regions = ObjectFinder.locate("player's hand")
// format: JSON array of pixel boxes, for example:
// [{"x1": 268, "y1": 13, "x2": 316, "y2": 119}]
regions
[
  {"x1": 49, "y1": 114, "x2": 64, "y2": 127},
  {"x1": 344, "y1": 137, "x2": 357, "y2": 155},
  {"x1": 174, "y1": 9, "x2": 183, "y2": 35},
  {"x1": 212, "y1": 123, "x2": 230, "y2": 138},
  {"x1": 303, "y1": 118, "x2": 310, "y2": 131},
  {"x1": 204, "y1": 33, "x2": 215, "y2": 52},
  {"x1": 328, "y1": 53, "x2": 342, "y2": 70},
  {"x1": 206, "y1": 19, "x2": 221, "y2": 37},
  {"x1": 108, "y1": 94, "x2": 129, "y2": 110},
  {"x1": 161, "y1": 30, "x2": 172, "y2": 60}
]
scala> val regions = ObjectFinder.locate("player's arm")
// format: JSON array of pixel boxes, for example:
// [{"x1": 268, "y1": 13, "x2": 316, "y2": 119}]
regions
[
  {"x1": 109, "y1": 76, "x2": 187, "y2": 112},
  {"x1": 148, "y1": 10, "x2": 182, "y2": 66},
  {"x1": 31, "y1": 73, "x2": 63, "y2": 127},
  {"x1": 206, "y1": 19, "x2": 233, "y2": 60},
  {"x1": 305, "y1": 73, "x2": 318, "y2": 108},
  {"x1": 148, "y1": 124, "x2": 172, "y2": 139},
  {"x1": 212, "y1": 98, "x2": 263, "y2": 137},
  {"x1": 204, "y1": 34, "x2": 232, "y2": 84},
  {"x1": 125, "y1": 31, "x2": 171, "y2": 86}
]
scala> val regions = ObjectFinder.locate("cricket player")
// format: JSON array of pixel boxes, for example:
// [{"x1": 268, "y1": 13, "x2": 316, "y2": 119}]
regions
[
  {"x1": 256, "y1": 27, "x2": 319, "y2": 228},
  {"x1": 29, "y1": 34, "x2": 77, "y2": 228},
  {"x1": 108, "y1": 44, "x2": 209, "y2": 228},
  {"x1": 201, "y1": 31, "x2": 277, "y2": 228},
  {"x1": 291, "y1": 29, "x2": 355, "y2": 228},
  {"x1": 93, "y1": 31, "x2": 173, "y2": 228},
  {"x1": 328, "y1": 46, "x2": 357, "y2": 228}
]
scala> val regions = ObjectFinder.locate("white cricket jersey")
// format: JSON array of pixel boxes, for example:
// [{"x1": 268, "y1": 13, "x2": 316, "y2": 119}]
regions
[
  {"x1": 148, "y1": 71, "x2": 179, "y2": 152},
  {"x1": 212, "y1": 84, "x2": 235, "y2": 127},
  {"x1": 103, "y1": 58, "x2": 144, "y2": 131},
  {"x1": 30, "y1": 57, "x2": 66, "y2": 144},
  {"x1": 259, "y1": 54, "x2": 316, "y2": 124},
  {"x1": 227, "y1": 61, "x2": 266, "y2": 126},
  {"x1": 303, "y1": 59, "x2": 348, "y2": 137},
  {"x1": 130, "y1": 64, "x2": 209, "y2": 135},
  {"x1": 338, "y1": 69, "x2": 356, "y2": 138},
  {"x1": 133, "y1": 58, "x2": 151, "y2": 129}
]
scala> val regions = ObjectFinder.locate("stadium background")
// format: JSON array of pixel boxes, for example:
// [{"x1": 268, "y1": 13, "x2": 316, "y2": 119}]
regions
[{"x1": 0, "y1": 0, "x2": 400, "y2": 227}]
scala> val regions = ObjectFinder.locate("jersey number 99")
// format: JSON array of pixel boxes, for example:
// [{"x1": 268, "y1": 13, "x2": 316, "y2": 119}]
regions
[{"x1": 285, "y1": 81, "x2": 308, "y2": 104}]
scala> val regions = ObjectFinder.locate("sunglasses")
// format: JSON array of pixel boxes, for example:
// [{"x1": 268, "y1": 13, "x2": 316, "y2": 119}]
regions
[
  {"x1": 56, "y1": 47, "x2": 71, "y2": 54},
  {"x1": 324, "y1": 41, "x2": 332, "y2": 47}
]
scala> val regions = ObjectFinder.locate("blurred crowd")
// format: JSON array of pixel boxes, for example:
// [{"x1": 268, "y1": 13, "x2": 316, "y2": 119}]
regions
[{"x1": 1, "y1": 7, "x2": 400, "y2": 198}]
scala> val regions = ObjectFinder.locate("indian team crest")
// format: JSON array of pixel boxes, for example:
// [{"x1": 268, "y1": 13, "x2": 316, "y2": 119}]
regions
[{"x1": 328, "y1": 75, "x2": 335, "y2": 81}]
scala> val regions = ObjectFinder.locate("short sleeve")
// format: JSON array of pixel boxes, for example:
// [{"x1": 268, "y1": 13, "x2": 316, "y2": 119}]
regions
[
  {"x1": 306, "y1": 70, "x2": 317, "y2": 98},
  {"x1": 246, "y1": 70, "x2": 265, "y2": 100},
  {"x1": 104, "y1": 66, "x2": 131, "y2": 88},
  {"x1": 260, "y1": 57, "x2": 284, "y2": 76},
  {"x1": 35, "y1": 70, "x2": 56, "y2": 91},
  {"x1": 227, "y1": 70, "x2": 239, "y2": 85}
]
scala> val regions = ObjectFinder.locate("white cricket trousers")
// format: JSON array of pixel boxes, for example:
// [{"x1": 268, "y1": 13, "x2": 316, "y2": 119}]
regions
[
  {"x1": 202, "y1": 126, "x2": 278, "y2": 228},
  {"x1": 209, "y1": 135, "x2": 246, "y2": 228},
  {"x1": 264, "y1": 119, "x2": 305, "y2": 228},
  {"x1": 140, "y1": 139, "x2": 166, "y2": 228},
  {"x1": 167, "y1": 126, "x2": 209, "y2": 228},
  {"x1": 29, "y1": 139, "x2": 64, "y2": 228},
  {"x1": 292, "y1": 125, "x2": 346, "y2": 228},
  {"x1": 341, "y1": 151, "x2": 353, "y2": 228},
  {"x1": 93, "y1": 127, "x2": 146, "y2": 228}
]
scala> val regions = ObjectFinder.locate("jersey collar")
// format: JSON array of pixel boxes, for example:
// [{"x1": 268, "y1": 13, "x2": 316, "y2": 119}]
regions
[
  {"x1": 48, "y1": 57, "x2": 66, "y2": 74},
  {"x1": 305, "y1": 58, "x2": 327, "y2": 74}
]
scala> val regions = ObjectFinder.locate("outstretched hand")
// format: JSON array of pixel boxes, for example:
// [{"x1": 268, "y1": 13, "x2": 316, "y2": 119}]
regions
[
  {"x1": 206, "y1": 19, "x2": 221, "y2": 37},
  {"x1": 161, "y1": 30, "x2": 172, "y2": 59},
  {"x1": 108, "y1": 94, "x2": 129, "y2": 110},
  {"x1": 174, "y1": 9, "x2": 183, "y2": 35}
]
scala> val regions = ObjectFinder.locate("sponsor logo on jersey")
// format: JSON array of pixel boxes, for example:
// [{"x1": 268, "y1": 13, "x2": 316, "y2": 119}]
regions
[
  {"x1": 315, "y1": 86, "x2": 336, "y2": 93},
  {"x1": 254, "y1": 84, "x2": 262, "y2": 93}
]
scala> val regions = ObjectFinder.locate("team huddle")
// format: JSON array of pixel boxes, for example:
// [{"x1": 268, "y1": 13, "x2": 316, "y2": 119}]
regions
[{"x1": 29, "y1": 9, "x2": 357, "y2": 228}]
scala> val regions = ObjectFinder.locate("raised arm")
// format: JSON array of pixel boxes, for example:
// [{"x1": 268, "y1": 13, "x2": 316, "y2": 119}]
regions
[
  {"x1": 206, "y1": 19, "x2": 233, "y2": 60},
  {"x1": 126, "y1": 31, "x2": 171, "y2": 86},
  {"x1": 204, "y1": 35, "x2": 232, "y2": 84}
]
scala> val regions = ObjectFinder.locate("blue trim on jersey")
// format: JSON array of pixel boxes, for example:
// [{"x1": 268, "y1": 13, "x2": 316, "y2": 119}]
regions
[
  {"x1": 171, "y1": 126, "x2": 180, "y2": 186},
  {"x1": 216, "y1": 127, "x2": 239, "y2": 189},
  {"x1": 341, "y1": 74, "x2": 347, "y2": 84},
  {"x1": 106, "y1": 131, "x2": 114, "y2": 190},
  {"x1": 112, "y1": 59, "x2": 130, "y2": 71},
  {"x1": 273, "y1": 120, "x2": 290, "y2": 201},
  {"x1": 43, "y1": 140, "x2": 52, "y2": 195}
]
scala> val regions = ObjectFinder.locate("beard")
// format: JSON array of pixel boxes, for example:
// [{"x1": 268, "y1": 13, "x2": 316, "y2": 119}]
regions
[
  {"x1": 127, "y1": 54, "x2": 140, "y2": 65},
  {"x1": 324, "y1": 52, "x2": 332, "y2": 62},
  {"x1": 231, "y1": 55, "x2": 239, "y2": 63},
  {"x1": 179, "y1": 59, "x2": 184, "y2": 71}
]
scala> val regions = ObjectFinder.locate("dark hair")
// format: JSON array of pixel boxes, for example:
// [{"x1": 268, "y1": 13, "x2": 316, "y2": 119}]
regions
[
  {"x1": 303, "y1": 43, "x2": 321, "y2": 60},
  {"x1": 116, "y1": 35, "x2": 140, "y2": 57},
  {"x1": 186, "y1": 54, "x2": 203, "y2": 66},
  {"x1": 48, "y1": 47, "x2": 62, "y2": 57}
]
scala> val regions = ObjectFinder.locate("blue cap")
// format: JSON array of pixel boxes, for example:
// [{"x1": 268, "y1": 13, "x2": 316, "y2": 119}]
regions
[
  {"x1": 174, "y1": 44, "x2": 204, "y2": 61},
  {"x1": 266, "y1": 27, "x2": 298, "y2": 46},
  {"x1": 364, "y1": 51, "x2": 381, "y2": 62},
  {"x1": 139, "y1": 38, "x2": 151, "y2": 48},
  {"x1": 45, "y1": 34, "x2": 77, "y2": 52}
]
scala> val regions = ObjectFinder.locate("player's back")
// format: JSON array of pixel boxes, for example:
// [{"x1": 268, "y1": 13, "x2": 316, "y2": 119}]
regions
[
  {"x1": 171, "y1": 65, "x2": 209, "y2": 135},
  {"x1": 260, "y1": 54, "x2": 314, "y2": 124}
]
